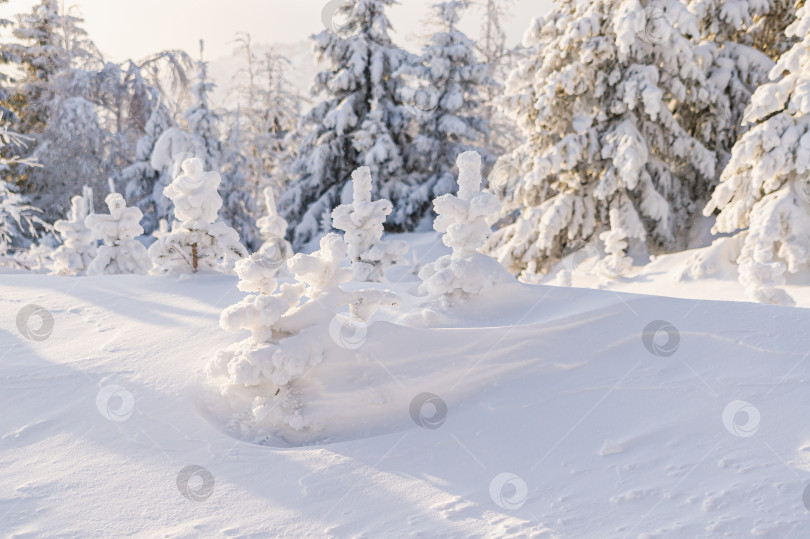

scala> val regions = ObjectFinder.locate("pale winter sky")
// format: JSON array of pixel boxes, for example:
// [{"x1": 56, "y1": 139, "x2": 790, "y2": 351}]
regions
[{"x1": 0, "y1": 0, "x2": 553, "y2": 62}]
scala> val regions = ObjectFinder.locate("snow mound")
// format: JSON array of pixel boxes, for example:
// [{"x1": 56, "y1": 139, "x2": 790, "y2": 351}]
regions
[{"x1": 4, "y1": 259, "x2": 810, "y2": 536}]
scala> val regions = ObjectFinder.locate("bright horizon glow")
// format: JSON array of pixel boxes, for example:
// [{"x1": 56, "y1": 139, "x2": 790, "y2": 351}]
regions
[{"x1": 0, "y1": 0, "x2": 552, "y2": 63}]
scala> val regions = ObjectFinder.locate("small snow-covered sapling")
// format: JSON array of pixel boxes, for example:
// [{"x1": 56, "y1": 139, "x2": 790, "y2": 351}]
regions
[
  {"x1": 85, "y1": 193, "x2": 151, "y2": 275},
  {"x1": 210, "y1": 233, "x2": 400, "y2": 433},
  {"x1": 596, "y1": 229, "x2": 633, "y2": 281},
  {"x1": 419, "y1": 151, "x2": 513, "y2": 298},
  {"x1": 51, "y1": 186, "x2": 97, "y2": 275},
  {"x1": 148, "y1": 157, "x2": 247, "y2": 274},
  {"x1": 331, "y1": 166, "x2": 408, "y2": 282}
]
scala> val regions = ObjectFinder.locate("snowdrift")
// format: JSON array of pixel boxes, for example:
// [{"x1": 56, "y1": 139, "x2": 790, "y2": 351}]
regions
[{"x1": 3, "y1": 271, "x2": 810, "y2": 536}]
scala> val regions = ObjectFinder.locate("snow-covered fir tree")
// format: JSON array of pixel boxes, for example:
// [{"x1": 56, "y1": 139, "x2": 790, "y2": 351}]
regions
[
  {"x1": 280, "y1": 0, "x2": 415, "y2": 249},
  {"x1": 419, "y1": 151, "x2": 513, "y2": 298},
  {"x1": 1, "y1": 1, "x2": 109, "y2": 217},
  {"x1": 121, "y1": 92, "x2": 173, "y2": 235},
  {"x1": 685, "y1": 0, "x2": 797, "y2": 175},
  {"x1": 208, "y1": 231, "x2": 400, "y2": 433},
  {"x1": 397, "y1": 0, "x2": 493, "y2": 229},
  {"x1": 1, "y1": 0, "x2": 88, "y2": 136},
  {"x1": 220, "y1": 112, "x2": 261, "y2": 250},
  {"x1": 686, "y1": 0, "x2": 800, "y2": 61},
  {"x1": 332, "y1": 166, "x2": 408, "y2": 281},
  {"x1": 30, "y1": 94, "x2": 108, "y2": 216},
  {"x1": 0, "y1": 125, "x2": 44, "y2": 255},
  {"x1": 258, "y1": 50, "x2": 302, "y2": 196},
  {"x1": 184, "y1": 41, "x2": 222, "y2": 171},
  {"x1": 703, "y1": 3, "x2": 810, "y2": 305},
  {"x1": 50, "y1": 185, "x2": 96, "y2": 275},
  {"x1": 148, "y1": 157, "x2": 247, "y2": 274},
  {"x1": 486, "y1": 0, "x2": 717, "y2": 281},
  {"x1": 84, "y1": 191, "x2": 151, "y2": 275},
  {"x1": 474, "y1": 0, "x2": 519, "y2": 154},
  {"x1": 189, "y1": 43, "x2": 257, "y2": 251},
  {"x1": 148, "y1": 43, "x2": 222, "y2": 220},
  {"x1": 221, "y1": 36, "x2": 298, "y2": 251}
]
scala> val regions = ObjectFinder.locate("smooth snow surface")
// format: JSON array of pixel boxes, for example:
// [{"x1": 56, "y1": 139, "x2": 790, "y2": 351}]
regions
[{"x1": 3, "y1": 257, "x2": 810, "y2": 536}]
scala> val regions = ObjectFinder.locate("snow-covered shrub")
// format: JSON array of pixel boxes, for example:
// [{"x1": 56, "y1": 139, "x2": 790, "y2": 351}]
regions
[
  {"x1": 595, "y1": 230, "x2": 634, "y2": 282},
  {"x1": 231, "y1": 188, "x2": 293, "y2": 292},
  {"x1": 703, "y1": 4, "x2": 810, "y2": 305},
  {"x1": 148, "y1": 158, "x2": 247, "y2": 274},
  {"x1": 84, "y1": 192, "x2": 151, "y2": 275},
  {"x1": 208, "y1": 232, "x2": 400, "y2": 434},
  {"x1": 419, "y1": 151, "x2": 513, "y2": 298},
  {"x1": 50, "y1": 186, "x2": 97, "y2": 275},
  {"x1": 331, "y1": 166, "x2": 408, "y2": 282}
]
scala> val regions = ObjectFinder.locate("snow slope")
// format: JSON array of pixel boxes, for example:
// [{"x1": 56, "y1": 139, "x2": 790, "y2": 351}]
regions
[
  {"x1": 2, "y1": 264, "x2": 810, "y2": 536},
  {"x1": 541, "y1": 236, "x2": 810, "y2": 309}
]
